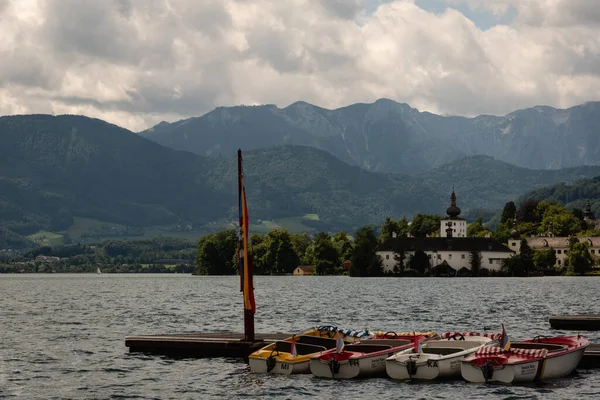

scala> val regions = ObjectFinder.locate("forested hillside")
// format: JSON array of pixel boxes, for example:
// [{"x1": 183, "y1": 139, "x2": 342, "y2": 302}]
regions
[{"x1": 3, "y1": 114, "x2": 600, "y2": 249}]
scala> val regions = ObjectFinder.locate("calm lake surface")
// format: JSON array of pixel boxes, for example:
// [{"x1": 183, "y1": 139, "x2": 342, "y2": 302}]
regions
[{"x1": 1, "y1": 274, "x2": 599, "y2": 399}]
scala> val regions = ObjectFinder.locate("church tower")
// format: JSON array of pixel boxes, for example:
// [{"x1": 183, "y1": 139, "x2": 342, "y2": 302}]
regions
[{"x1": 440, "y1": 188, "x2": 467, "y2": 237}]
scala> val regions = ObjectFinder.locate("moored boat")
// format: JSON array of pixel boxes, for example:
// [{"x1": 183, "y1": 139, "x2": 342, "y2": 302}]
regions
[
  {"x1": 461, "y1": 335, "x2": 590, "y2": 383},
  {"x1": 386, "y1": 331, "x2": 498, "y2": 380},
  {"x1": 249, "y1": 326, "x2": 369, "y2": 375},
  {"x1": 310, "y1": 332, "x2": 434, "y2": 379}
]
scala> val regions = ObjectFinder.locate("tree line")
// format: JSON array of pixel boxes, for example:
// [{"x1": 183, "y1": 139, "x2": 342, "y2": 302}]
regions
[
  {"x1": 3, "y1": 199, "x2": 598, "y2": 276},
  {"x1": 0, "y1": 237, "x2": 196, "y2": 273},
  {"x1": 196, "y1": 200, "x2": 600, "y2": 277}
]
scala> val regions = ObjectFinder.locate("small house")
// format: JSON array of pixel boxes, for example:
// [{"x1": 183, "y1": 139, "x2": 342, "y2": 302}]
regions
[{"x1": 293, "y1": 266, "x2": 315, "y2": 276}]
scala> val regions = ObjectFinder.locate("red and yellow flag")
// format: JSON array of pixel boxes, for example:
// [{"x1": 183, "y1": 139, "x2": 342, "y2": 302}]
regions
[{"x1": 238, "y1": 150, "x2": 256, "y2": 314}]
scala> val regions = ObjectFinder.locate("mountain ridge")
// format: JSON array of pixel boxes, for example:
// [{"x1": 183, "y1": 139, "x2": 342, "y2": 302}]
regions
[
  {"x1": 3, "y1": 114, "x2": 600, "y2": 248},
  {"x1": 140, "y1": 99, "x2": 600, "y2": 174}
]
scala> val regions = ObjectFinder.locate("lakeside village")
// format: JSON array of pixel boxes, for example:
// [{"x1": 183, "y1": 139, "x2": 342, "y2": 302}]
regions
[{"x1": 2, "y1": 190, "x2": 600, "y2": 277}]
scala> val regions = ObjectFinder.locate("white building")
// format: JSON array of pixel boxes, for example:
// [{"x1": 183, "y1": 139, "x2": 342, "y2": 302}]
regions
[
  {"x1": 378, "y1": 237, "x2": 514, "y2": 273},
  {"x1": 377, "y1": 189, "x2": 513, "y2": 274},
  {"x1": 440, "y1": 189, "x2": 467, "y2": 237},
  {"x1": 509, "y1": 237, "x2": 600, "y2": 269}
]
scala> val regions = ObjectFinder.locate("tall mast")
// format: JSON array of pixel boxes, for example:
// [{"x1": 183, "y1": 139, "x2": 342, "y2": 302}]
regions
[{"x1": 238, "y1": 149, "x2": 255, "y2": 342}]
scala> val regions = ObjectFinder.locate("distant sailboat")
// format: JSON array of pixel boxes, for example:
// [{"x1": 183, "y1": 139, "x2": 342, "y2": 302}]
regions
[{"x1": 97, "y1": 267, "x2": 102, "y2": 274}]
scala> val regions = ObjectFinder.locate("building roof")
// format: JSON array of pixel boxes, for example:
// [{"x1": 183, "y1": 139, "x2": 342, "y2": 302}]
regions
[
  {"x1": 295, "y1": 265, "x2": 315, "y2": 273},
  {"x1": 525, "y1": 236, "x2": 600, "y2": 249},
  {"x1": 379, "y1": 237, "x2": 514, "y2": 253}
]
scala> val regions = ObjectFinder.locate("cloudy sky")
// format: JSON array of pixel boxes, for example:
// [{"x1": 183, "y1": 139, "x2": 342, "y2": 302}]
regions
[{"x1": 1, "y1": 0, "x2": 599, "y2": 131}]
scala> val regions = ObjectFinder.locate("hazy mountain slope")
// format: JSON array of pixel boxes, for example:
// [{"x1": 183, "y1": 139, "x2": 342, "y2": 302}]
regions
[
  {"x1": 0, "y1": 114, "x2": 231, "y2": 235},
  {"x1": 3, "y1": 113, "x2": 600, "y2": 249},
  {"x1": 418, "y1": 155, "x2": 600, "y2": 210},
  {"x1": 517, "y1": 176, "x2": 600, "y2": 217},
  {"x1": 141, "y1": 100, "x2": 600, "y2": 174}
]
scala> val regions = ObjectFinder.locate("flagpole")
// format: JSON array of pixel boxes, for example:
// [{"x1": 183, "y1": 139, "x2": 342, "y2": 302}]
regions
[{"x1": 238, "y1": 149, "x2": 255, "y2": 342}]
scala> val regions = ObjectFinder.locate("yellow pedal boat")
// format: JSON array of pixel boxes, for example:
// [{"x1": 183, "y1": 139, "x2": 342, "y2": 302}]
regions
[{"x1": 249, "y1": 326, "x2": 370, "y2": 374}]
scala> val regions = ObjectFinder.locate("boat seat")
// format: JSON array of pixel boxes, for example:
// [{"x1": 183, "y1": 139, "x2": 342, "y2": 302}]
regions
[
  {"x1": 273, "y1": 341, "x2": 327, "y2": 355},
  {"x1": 423, "y1": 340, "x2": 488, "y2": 350},
  {"x1": 511, "y1": 343, "x2": 567, "y2": 353},
  {"x1": 422, "y1": 347, "x2": 464, "y2": 356},
  {"x1": 359, "y1": 339, "x2": 411, "y2": 348},
  {"x1": 342, "y1": 344, "x2": 395, "y2": 353},
  {"x1": 297, "y1": 335, "x2": 337, "y2": 348}
]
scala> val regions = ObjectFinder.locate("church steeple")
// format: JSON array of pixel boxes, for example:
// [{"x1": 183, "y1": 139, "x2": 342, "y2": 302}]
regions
[{"x1": 446, "y1": 187, "x2": 461, "y2": 218}]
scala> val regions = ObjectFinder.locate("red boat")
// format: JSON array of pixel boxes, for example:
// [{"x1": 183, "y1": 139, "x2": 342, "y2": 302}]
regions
[
  {"x1": 461, "y1": 335, "x2": 589, "y2": 383},
  {"x1": 310, "y1": 332, "x2": 434, "y2": 379}
]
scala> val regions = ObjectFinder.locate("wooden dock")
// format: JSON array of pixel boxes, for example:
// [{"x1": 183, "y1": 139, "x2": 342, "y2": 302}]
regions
[
  {"x1": 580, "y1": 344, "x2": 600, "y2": 368},
  {"x1": 125, "y1": 332, "x2": 289, "y2": 358},
  {"x1": 125, "y1": 332, "x2": 600, "y2": 368},
  {"x1": 550, "y1": 315, "x2": 600, "y2": 331}
]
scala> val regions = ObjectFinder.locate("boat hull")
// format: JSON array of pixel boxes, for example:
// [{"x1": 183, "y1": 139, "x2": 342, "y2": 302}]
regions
[
  {"x1": 461, "y1": 335, "x2": 589, "y2": 383},
  {"x1": 249, "y1": 357, "x2": 310, "y2": 375},
  {"x1": 386, "y1": 352, "x2": 465, "y2": 380},
  {"x1": 540, "y1": 346, "x2": 586, "y2": 379},
  {"x1": 248, "y1": 327, "x2": 367, "y2": 374},
  {"x1": 310, "y1": 352, "x2": 392, "y2": 379},
  {"x1": 386, "y1": 336, "x2": 493, "y2": 380}
]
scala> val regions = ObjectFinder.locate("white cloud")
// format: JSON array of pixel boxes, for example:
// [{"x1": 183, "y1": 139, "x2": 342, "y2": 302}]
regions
[{"x1": 0, "y1": 0, "x2": 599, "y2": 131}]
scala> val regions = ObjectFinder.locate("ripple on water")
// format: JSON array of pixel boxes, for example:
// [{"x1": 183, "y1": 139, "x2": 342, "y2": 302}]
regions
[{"x1": 1, "y1": 274, "x2": 600, "y2": 399}]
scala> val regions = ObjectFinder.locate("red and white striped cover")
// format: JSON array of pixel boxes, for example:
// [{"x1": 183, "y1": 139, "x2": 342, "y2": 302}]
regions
[
  {"x1": 474, "y1": 346, "x2": 548, "y2": 358},
  {"x1": 441, "y1": 331, "x2": 500, "y2": 340},
  {"x1": 511, "y1": 348, "x2": 548, "y2": 358},
  {"x1": 475, "y1": 346, "x2": 507, "y2": 356}
]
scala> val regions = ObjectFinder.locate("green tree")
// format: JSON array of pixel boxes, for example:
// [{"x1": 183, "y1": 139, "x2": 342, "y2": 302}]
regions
[
  {"x1": 392, "y1": 249, "x2": 405, "y2": 276},
  {"x1": 566, "y1": 238, "x2": 593, "y2": 275},
  {"x1": 332, "y1": 230, "x2": 353, "y2": 265},
  {"x1": 469, "y1": 249, "x2": 482, "y2": 276},
  {"x1": 467, "y1": 216, "x2": 493, "y2": 238},
  {"x1": 380, "y1": 216, "x2": 399, "y2": 243},
  {"x1": 349, "y1": 226, "x2": 381, "y2": 277},
  {"x1": 572, "y1": 208, "x2": 588, "y2": 232},
  {"x1": 195, "y1": 230, "x2": 237, "y2": 275},
  {"x1": 501, "y1": 254, "x2": 525, "y2": 277},
  {"x1": 517, "y1": 199, "x2": 541, "y2": 223},
  {"x1": 501, "y1": 201, "x2": 517, "y2": 224},
  {"x1": 519, "y1": 239, "x2": 534, "y2": 276},
  {"x1": 409, "y1": 214, "x2": 441, "y2": 237},
  {"x1": 408, "y1": 249, "x2": 429, "y2": 275},
  {"x1": 313, "y1": 232, "x2": 339, "y2": 275},
  {"x1": 300, "y1": 244, "x2": 316, "y2": 266},
  {"x1": 537, "y1": 202, "x2": 581, "y2": 237},
  {"x1": 261, "y1": 229, "x2": 299, "y2": 274},
  {"x1": 532, "y1": 248, "x2": 557, "y2": 272},
  {"x1": 249, "y1": 233, "x2": 268, "y2": 274},
  {"x1": 291, "y1": 233, "x2": 313, "y2": 265},
  {"x1": 493, "y1": 222, "x2": 514, "y2": 244},
  {"x1": 396, "y1": 217, "x2": 410, "y2": 238}
]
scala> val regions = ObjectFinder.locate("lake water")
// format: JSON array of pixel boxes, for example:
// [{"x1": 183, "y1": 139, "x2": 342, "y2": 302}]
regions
[{"x1": 1, "y1": 274, "x2": 599, "y2": 399}]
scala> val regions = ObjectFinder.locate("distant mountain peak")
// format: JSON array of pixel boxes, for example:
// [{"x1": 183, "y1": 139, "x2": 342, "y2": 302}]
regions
[{"x1": 140, "y1": 100, "x2": 600, "y2": 174}]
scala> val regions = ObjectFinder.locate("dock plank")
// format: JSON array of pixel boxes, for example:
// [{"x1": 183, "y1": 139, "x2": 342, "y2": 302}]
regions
[
  {"x1": 125, "y1": 332, "x2": 290, "y2": 358},
  {"x1": 125, "y1": 332, "x2": 600, "y2": 368},
  {"x1": 550, "y1": 315, "x2": 600, "y2": 331},
  {"x1": 580, "y1": 343, "x2": 600, "y2": 369}
]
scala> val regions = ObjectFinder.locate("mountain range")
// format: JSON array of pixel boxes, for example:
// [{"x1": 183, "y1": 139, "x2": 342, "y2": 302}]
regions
[
  {"x1": 2, "y1": 112, "x2": 600, "y2": 248},
  {"x1": 141, "y1": 99, "x2": 600, "y2": 174}
]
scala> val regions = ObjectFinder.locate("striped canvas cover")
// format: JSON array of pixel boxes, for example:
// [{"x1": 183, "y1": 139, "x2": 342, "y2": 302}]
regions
[
  {"x1": 441, "y1": 331, "x2": 500, "y2": 340},
  {"x1": 372, "y1": 331, "x2": 437, "y2": 338},
  {"x1": 474, "y1": 346, "x2": 548, "y2": 358},
  {"x1": 315, "y1": 326, "x2": 371, "y2": 338}
]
